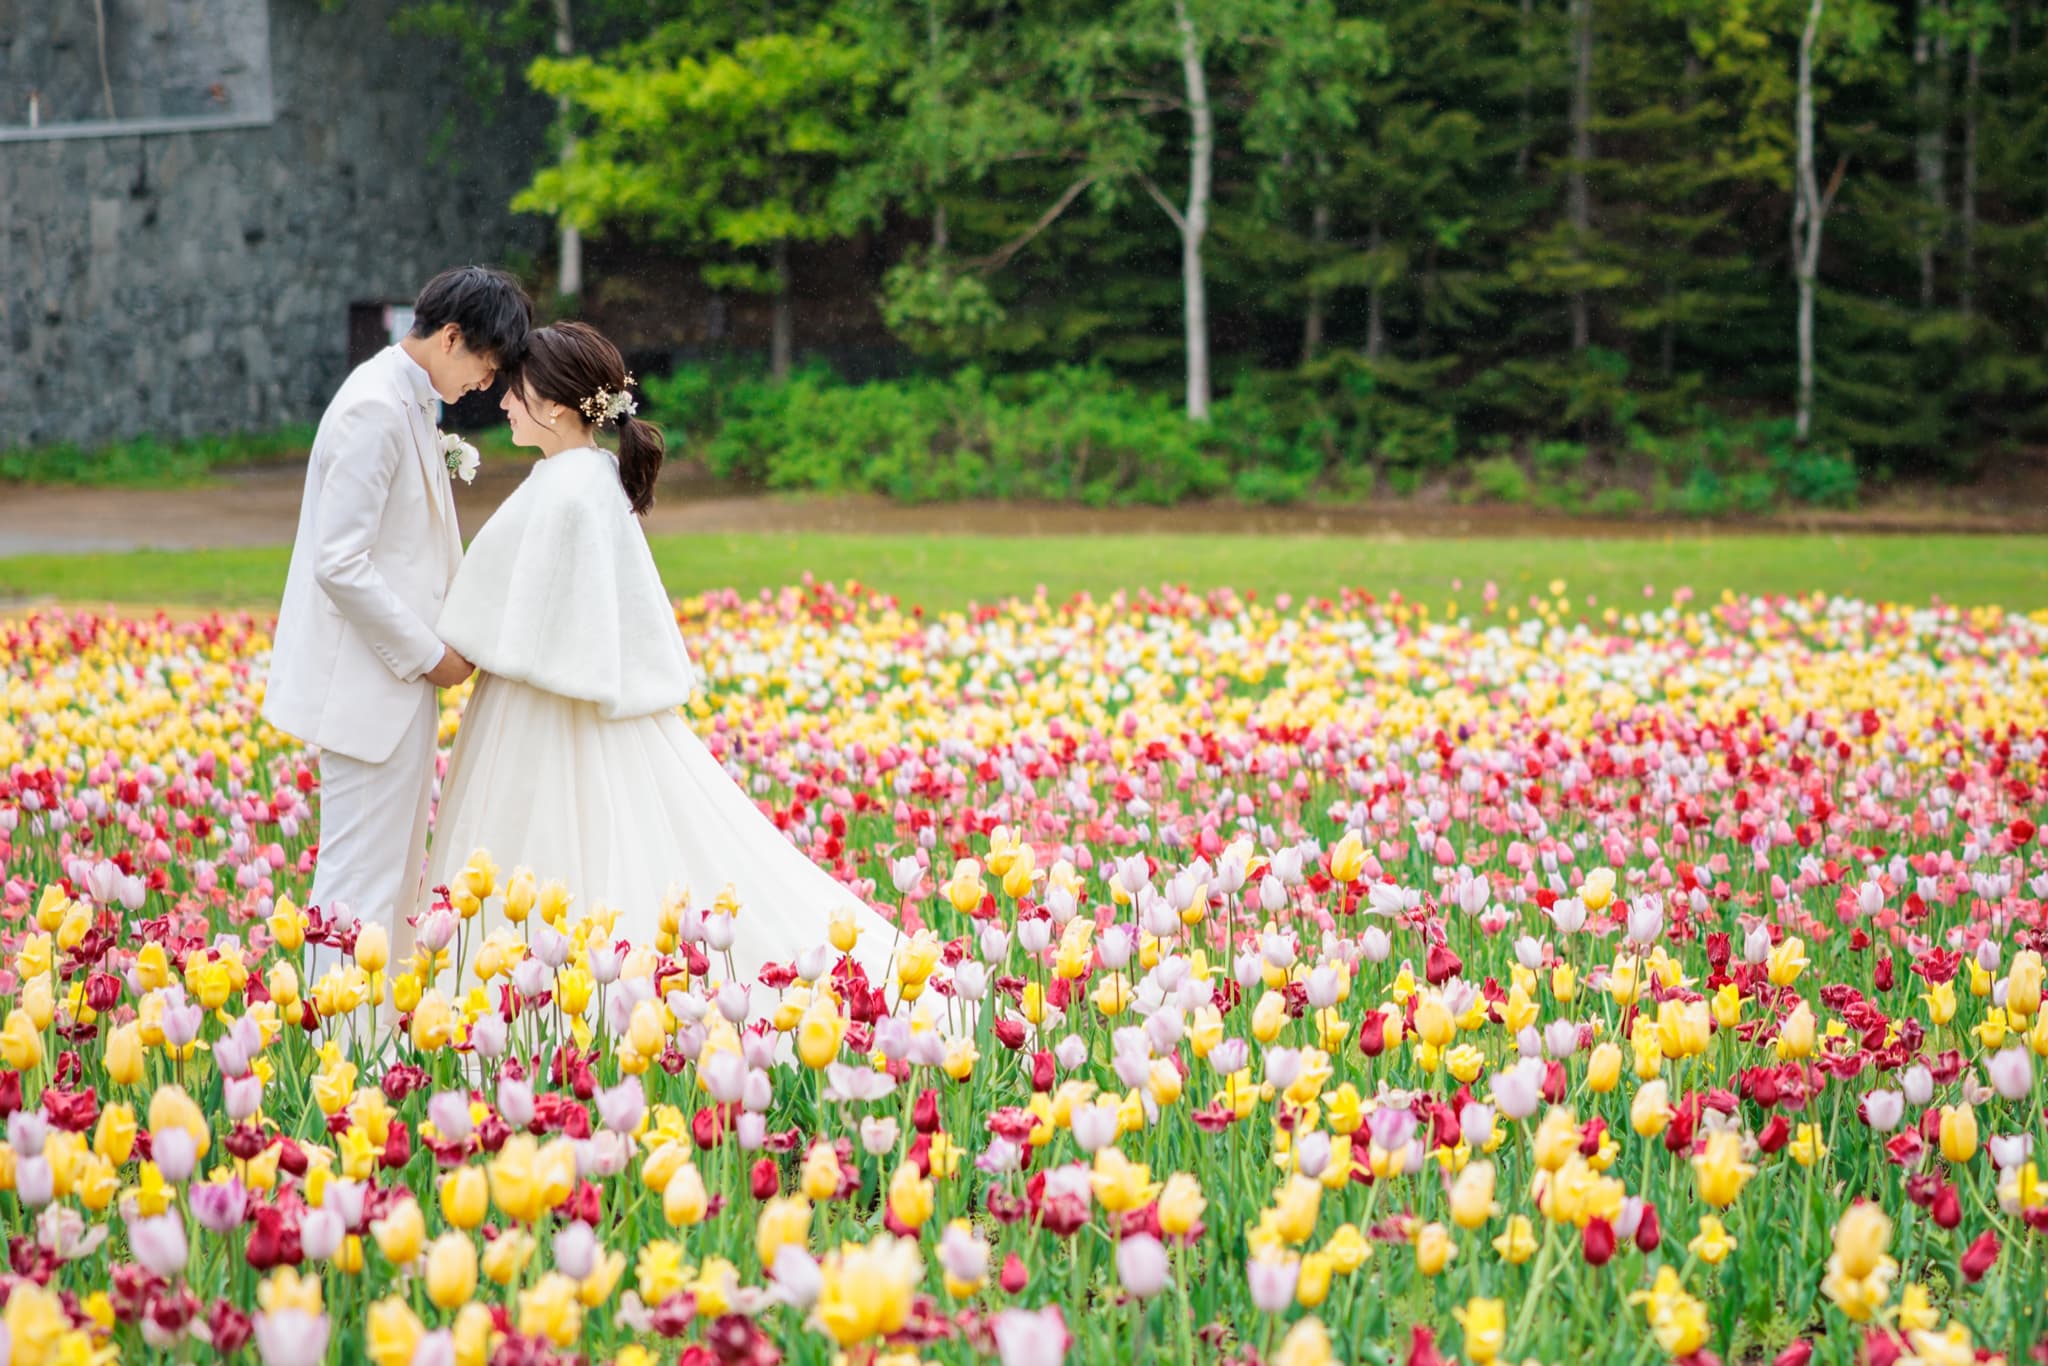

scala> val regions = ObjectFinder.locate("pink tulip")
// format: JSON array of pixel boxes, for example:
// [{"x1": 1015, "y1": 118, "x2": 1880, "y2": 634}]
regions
[
  {"x1": 130, "y1": 1213, "x2": 188, "y2": 1278},
  {"x1": 1116, "y1": 1234, "x2": 1170, "y2": 1300},
  {"x1": 992, "y1": 1306, "x2": 1070, "y2": 1366}
]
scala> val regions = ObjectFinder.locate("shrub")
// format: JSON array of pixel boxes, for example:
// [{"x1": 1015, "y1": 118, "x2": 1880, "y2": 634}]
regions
[{"x1": 1466, "y1": 455, "x2": 1533, "y2": 505}]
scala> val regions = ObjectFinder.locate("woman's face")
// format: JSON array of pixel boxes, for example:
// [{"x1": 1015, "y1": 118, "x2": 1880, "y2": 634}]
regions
[{"x1": 500, "y1": 378, "x2": 556, "y2": 448}]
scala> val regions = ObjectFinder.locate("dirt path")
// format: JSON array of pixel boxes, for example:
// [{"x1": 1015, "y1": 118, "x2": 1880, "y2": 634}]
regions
[{"x1": 2, "y1": 462, "x2": 2044, "y2": 557}]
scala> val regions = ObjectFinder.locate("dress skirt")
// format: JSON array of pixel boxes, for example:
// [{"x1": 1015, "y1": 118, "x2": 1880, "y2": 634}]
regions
[{"x1": 424, "y1": 672, "x2": 901, "y2": 1003}]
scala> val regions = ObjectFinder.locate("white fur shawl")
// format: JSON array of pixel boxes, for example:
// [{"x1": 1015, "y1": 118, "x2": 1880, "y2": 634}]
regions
[{"x1": 436, "y1": 445, "x2": 700, "y2": 718}]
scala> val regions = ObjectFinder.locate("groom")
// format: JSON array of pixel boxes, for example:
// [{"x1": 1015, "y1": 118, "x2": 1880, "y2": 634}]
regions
[{"x1": 263, "y1": 265, "x2": 532, "y2": 988}]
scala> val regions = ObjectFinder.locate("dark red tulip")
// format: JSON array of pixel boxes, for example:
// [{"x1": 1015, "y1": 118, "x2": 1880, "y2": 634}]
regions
[
  {"x1": 750, "y1": 1158, "x2": 780, "y2": 1201},
  {"x1": 1933, "y1": 1183, "x2": 1963, "y2": 1229},
  {"x1": 1634, "y1": 1202, "x2": 1662, "y2": 1253},
  {"x1": 1582, "y1": 1216, "x2": 1616, "y2": 1266}
]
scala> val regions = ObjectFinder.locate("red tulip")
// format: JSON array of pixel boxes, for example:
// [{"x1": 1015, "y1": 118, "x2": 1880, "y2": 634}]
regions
[
  {"x1": 912, "y1": 1088, "x2": 941, "y2": 1133},
  {"x1": 1772, "y1": 1342, "x2": 1813, "y2": 1366},
  {"x1": 1932, "y1": 1184, "x2": 1962, "y2": 1230},
  {"x1": 1407, "y1": 1326, "x2": 1451, "y2": 1366},
  {"x1": 1357, "y1": 1010, "x2": 1388, "y2": 1058},
  {"x1": 1425, "y1": 941, "x2": 1463, "y2": 985},
  {"x1": 1864, "y1": 1329, "x2": 1904, "y2": 1366},
  {"x1": 999, "y1": 1252, "x2": 1029, "y2": 1293},
  {"x1": 1961, "y1": 1229, "x2": 2000, "y2": 1282},
  {"x1": 993, "y1": 1018, "x2": 1028, "y2": 1051},
  {"x1": 751, "y1": 1158, "x2": 780, "y2": 1201},
  {"x1": 1757, "y1": 1115, "x2": 1791, "y2": 1154},
  {"x1": 1031, "y1": 1050, "x2": 1057, "y2": 1092}
]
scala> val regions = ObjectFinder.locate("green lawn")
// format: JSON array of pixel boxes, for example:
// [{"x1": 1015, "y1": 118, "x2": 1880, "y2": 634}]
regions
[{"x1": 3, "y1": 533, "x2": 2044, "y2": 616}]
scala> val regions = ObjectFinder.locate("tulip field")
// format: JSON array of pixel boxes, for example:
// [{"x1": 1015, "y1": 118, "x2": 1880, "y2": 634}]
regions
[{"x1": 2, "y1": 579, "x2": 2047, "y2": 1366}]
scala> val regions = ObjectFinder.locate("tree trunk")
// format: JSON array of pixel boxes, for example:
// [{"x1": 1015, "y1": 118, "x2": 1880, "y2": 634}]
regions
[
  {"x1": 1913, "y1": 0, "x2": 1947, "y2": 310},
  {"x1": 1301, "y1": 198, "x2": 1330, "y2": 366},
  {"x1": 927, "y1": 0, "x2": 948, "y2": 254},
  {"x1": 1516, "y1": 0, "x2": 1535, "y2": 180},
  {"x1": 1960, "y1": 37, "x2": 1979, "y2": 317},
  {"x1": 1662, "y1": 52, "x2": 1701, "y2": 378},
  {"x1": 1794, "y1": 0, "x2": 1825, "y2": 442},
  {"x1": 1365, "y1": 220, "x2": 1387, "y2": 362},
  {"x1": 553, "y1": 0, "x2": 583, "y2": 301},
  {"x1": 770, "y1": 238, "x2": 793, "y2": 381},
  {"x1": 1568, "y1": 0, "x2": 1594, "y2": 351},
  {"x1": 1173, "y1": 0, "x2": 1213, "y2": 421}
]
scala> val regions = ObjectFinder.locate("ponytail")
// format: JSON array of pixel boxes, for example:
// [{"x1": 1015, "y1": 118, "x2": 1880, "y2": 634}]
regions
[{"x1": 616, "y1": 413, "x2": 665, "y2": 515}]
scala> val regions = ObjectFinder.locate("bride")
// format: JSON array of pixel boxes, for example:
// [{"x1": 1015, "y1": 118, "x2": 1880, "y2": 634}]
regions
[{"x1": 423, "y1": 320, "x2": 898, "y2": 1004}]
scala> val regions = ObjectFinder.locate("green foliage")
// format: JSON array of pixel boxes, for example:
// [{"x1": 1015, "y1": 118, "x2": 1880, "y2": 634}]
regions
[
  {"x1": 1466, "y1": 455, "x2": 1534, "y2": 505},
  {"x1": 0, "y1": 426, "x2": 319, "y2": 487},
  {"x1": 645, "y1": 364, "x2": 1231, "y2": 505}
]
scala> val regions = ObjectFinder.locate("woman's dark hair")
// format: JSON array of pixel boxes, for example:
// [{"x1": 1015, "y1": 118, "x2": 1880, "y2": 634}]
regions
[
  {"x1": 411, "y1": 266, "x2": 533, "y2": 367},
  {"x1": 516, "y1": 321, "x2": 666, "y2": 514}
]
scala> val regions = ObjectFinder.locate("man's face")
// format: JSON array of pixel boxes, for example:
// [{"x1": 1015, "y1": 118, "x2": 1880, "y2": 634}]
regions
[{"x1": 427, "y1": 323, "x2": 499, "y2": 403}]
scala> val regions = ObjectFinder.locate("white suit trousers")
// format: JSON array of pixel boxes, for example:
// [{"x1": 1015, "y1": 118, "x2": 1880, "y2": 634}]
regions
[{"x1": 306, "y1": 687, "x2": 437, "y2": 988}]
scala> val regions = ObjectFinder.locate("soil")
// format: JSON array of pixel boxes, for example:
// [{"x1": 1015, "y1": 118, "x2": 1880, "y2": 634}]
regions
[{"x1": 1, "y1": 456, "x2": 2044, "y2": 559}]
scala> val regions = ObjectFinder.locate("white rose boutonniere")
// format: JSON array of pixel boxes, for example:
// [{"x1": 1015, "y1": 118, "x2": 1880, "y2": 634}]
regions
[{"x1": 438, "y1": 430, "x2": 481, "y2": 484}]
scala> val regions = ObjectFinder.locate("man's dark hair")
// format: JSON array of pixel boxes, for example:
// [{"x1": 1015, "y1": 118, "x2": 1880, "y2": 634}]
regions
[{"x1": 410, "y1": 266, "x2": 533, "y2": 366}]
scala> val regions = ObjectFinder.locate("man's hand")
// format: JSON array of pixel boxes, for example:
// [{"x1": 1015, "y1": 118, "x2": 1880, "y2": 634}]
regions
[{"x1": 425, "y1": 646, "x2": 474, "y2": 689}]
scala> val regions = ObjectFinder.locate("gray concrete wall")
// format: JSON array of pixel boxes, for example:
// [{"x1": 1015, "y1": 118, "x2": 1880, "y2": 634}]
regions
[{"x1": 0, "y1": 0, "x2": 544, "y2": 448}]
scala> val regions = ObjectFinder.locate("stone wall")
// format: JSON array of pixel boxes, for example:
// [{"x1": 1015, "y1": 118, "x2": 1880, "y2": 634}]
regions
[{"x1": 0, "y1": 0, "x2": 545, "y2": 449}]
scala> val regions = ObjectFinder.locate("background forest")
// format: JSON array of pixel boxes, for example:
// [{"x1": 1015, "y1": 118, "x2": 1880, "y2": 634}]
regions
[{"x1": 401, "y1": 0, "x2": 2048, "y2": 511}]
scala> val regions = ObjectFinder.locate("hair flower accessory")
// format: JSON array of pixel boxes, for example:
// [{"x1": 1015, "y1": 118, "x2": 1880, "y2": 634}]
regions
[
  {"x1": 438, "y1": 430, "x2": 481, "y2": 484},
  {"x1": 579, "y1": 375, "x2": 639, "y2": 427}
]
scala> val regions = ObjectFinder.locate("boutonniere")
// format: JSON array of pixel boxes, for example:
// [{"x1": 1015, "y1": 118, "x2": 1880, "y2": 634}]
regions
[{"x1": 438, "y1": 430, "x2": 481, "y2": 484}]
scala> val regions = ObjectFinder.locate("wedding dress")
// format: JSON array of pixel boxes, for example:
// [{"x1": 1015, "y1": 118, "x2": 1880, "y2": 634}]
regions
[{"x1": 423, "y1": 445, "x2": 900, "y2": 1002}]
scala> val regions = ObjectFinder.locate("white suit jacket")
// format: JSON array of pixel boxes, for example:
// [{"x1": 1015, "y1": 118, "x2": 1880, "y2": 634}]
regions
[{"x1": 262, "y1": 346, "x2": 465, "y2": 764}]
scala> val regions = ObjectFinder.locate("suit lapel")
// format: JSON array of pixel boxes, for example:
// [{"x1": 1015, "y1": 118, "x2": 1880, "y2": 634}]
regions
[{"x1": 387, "y1": 350, "x2": 460, "y2": 558}]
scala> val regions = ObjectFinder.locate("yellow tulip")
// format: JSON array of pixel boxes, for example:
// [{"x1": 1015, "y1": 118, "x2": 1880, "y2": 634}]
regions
[
  {"x1": 887, "y1": 1162, "x2": 935, "y2": 1231},
  {"x1": 1775, "y1": 1000, "x2": 1816, "y2": 1060},
  {"x1": 1585, "y1": 1042, "x2": 1622, "y2": 1093},
  {"x1": 1414, "y1": 1221, "x2": 1456, "y2": 1276},
  {"x1": 1449, "y1": 1161, "x2": 1498, "y2": 1230},
  {"x1": 370, "y1": 1198, "x2": 425, "y2": 1265},
  {"x1": 1453, "y1": 1297, "x2": 1507, "y2": 1364},
  {"x1": 1159, "y1": 1172, "x2": 1207, "y2": 1237},
  {"x1": 93, "y1": 1102, "x2": 137, "y2": 1166},
  {"x1": 1688, "y1": 1215, "x2": 1737, "y2": 1265},
  {"x1": 0, "y1": 1008, "x2": 44, "y2": 1071},
  {"x1": 1691, "y1": 1131, "x2": 1755, "y2": 1208},
  {"x1": 814, "y1": 1234, "x2": 921, "y2": 1346},
  {"x1": 2010, "y1": 951, "x2": 2044, "y2": 1018},
  {"x1": 440, "y1": 1167, "x2": 489, "y2": 1229},
  {"x1": 756, "y1": 1195, "x2": 813, "y2": 1270},
  {"x1": 662, "y1": 1163, "x2": 709, "y2": 1227},
  {"x1": 365, "y1": 1297, "x2": 425, "y2": 1366},
  {"x1": 426, "y1": 1233, "x2": 478, "y2": 1309},
  {"x1": 477, "y1": 1235, "x2": 532, "y2": 1293},
  {"x1": 1939, "y1": 1104, "x2": 1978, "y2": 1164},
  {"x1": 1493, "y1": 1214, "x2": 1538, "y2": 1264},
  {"x1": 516, "y1": 1272, "x2": 583, "y2": 1348}
]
